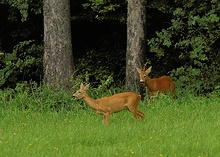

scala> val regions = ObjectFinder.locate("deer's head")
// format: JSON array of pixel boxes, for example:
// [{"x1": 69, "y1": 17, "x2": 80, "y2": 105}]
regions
[
  {"x1": 73, "y1": 83, "x2": 90, "y2": 100},
  {"x1": 136, "y1": 66, "x2": 152, "y2": 83}
]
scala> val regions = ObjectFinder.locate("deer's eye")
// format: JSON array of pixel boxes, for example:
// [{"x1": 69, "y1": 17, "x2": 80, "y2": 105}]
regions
[{"x1": 143, "y1": 75, "x2": 146, "y2": 78}]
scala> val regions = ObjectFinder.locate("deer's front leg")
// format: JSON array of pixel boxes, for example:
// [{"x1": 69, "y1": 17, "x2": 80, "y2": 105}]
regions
[
  {"x1": 103, "y1": 111, "x2": 110, "y2": 124},
  {"x1": 148, "y1": 91, "x2": 155, "y2": 104}
]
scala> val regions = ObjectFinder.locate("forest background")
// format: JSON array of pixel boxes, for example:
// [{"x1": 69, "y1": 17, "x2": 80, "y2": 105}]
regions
[
  {"x1": 0, "y1": 0, "x2": 219, "y2": 95},
  {"x1": 0, "y1": 1, "x2": 220, "y2": 156}
]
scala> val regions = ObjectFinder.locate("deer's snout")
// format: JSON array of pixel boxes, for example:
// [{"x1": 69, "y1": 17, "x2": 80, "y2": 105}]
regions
[
  {"x1": 140, "y1": 79, "x2": 144, "y2": 83},
  {"x1": 73, "y1": 94, "x2": 78, "y2": 99}
]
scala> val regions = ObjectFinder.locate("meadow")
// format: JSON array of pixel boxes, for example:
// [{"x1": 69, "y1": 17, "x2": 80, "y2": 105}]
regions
[{"x1": 0, "y1": 84, "x2": 219, "y2": 157}]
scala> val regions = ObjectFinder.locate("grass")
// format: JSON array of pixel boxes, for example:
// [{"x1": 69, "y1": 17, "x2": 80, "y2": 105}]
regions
[{"x1": 0, "y1": 88, "x2": 220, "y2": 157}]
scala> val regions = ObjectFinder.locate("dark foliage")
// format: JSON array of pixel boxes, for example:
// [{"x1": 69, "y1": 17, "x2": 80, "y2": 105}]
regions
[{"x1": 0, "y1": 0, "x2": 219, "y2": 94}]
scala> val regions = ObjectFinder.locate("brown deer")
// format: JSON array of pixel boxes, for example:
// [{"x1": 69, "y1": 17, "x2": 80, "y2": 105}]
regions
[
  {"x1": 73, "y1": 83, "x2": 144, "y2": 124},
  {"x1": 136, "y1": 66, "x2": 176, "y2": 103}
]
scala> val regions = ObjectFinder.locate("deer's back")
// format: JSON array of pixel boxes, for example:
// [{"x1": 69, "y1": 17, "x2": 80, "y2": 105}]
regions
[
  {"x1": 95, "y1": 92, "x2": 140, "y2": 109},
  {"x1": 148, "y1": 76, "x2": 174, "y2": 93}
]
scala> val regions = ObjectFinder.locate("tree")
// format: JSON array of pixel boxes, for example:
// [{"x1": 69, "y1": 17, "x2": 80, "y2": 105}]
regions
[
  {"x1": 43, "y1": 0, "x2": 74, "y2": 89},
  {"x1": 126, "y1": 0, "x2": 147, "y2": 93}
]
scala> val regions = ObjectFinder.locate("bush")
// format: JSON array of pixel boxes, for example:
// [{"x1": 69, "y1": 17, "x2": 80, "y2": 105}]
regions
[
  {"x1": 148, "y1": 1, "x2": 220, "y2": 94},
  {"x1": 0, "y1": 76, "x2": 125, "y2": 112},
  {"x1": 0, "y1": 40, "x2": 43, "y2": 88}
]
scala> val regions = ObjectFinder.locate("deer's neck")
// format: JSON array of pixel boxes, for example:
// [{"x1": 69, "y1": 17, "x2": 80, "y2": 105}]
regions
[
  {"x1": 83, "y1": 93, "x2": 98, "y2": 110},
  {"x1": 145, "y1": 76, "x2": 155, "y2": 90}
]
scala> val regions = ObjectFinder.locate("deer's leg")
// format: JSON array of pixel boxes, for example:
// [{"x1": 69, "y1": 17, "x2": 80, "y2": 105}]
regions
[
  {"x1": 149, "y1": 92, "x2": 159, "y2": 103},
  {"x1": 147, "y1": 98, "x2": 151, "y2": 104},
  {"x1": 137, "y1": 110, "x2": 145, "y2": 120},
  {"x1": 170, "y1": 83, "x2": 176, "y2": 99},
  {"x1": 103, "y1": 111, "x2": 110, "y2": 124},
  {"x1": 148, "y1": 92, "x2": 153, "y2": 104},
  {"x1": 146, "y1": 88, "x2": 151, "y2": 104},
  {"x1": 171, "y1": 89, "x2": 176, "y2": 99},
  {"x1": 128, "y1": 107, "x2": 140, "y2": 121}
]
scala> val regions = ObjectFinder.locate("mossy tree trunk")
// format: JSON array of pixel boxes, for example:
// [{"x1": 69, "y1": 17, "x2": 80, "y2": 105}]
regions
[
  {"x1": 126, "y1": 0, "x2": 147, "y2": 93},
  {"x1": 43, "y1": 0, "x2": 74, "y2": 90}
]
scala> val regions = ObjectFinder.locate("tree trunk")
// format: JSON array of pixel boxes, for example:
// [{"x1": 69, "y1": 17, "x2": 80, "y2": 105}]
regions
[
  {"x1": 126, "y1": 0, "x2": 146, "y2": 93},
  {"x1": 43, "y1": 0, "x2": 74, "y2": 90}
]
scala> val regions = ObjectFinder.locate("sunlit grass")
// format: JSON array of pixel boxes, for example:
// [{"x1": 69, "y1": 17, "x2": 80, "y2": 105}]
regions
[{"x1": 0, "y1": 91, "x2": 219, "y2": 157}]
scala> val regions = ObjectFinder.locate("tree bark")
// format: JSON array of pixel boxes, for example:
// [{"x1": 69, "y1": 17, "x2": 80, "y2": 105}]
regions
[
  {"x1": 126, "y1": 0, "x2": 147, "y2": 93},
  {"x1": 43, "y1": 0, "x2": 74, "y2": 90}
]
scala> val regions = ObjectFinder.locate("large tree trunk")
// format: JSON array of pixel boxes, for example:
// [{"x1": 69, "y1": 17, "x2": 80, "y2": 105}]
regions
[
  {"x1": 43, "y1": 0, "x2": 74, "y2": 90},
  {"x1": 126, "y1": 0, "x2": 147, "y2": 93}
]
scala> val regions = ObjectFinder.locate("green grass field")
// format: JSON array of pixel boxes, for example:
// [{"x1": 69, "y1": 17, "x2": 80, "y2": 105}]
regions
[{"x1": 0, "y1": 90, "x2": 220, "y2": 157}]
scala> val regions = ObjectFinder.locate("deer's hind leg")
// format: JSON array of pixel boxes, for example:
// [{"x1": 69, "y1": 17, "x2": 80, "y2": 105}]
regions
[
  {"x1": 127, "y1": 106, "x2": 141, "y2": 121},
  {"x1": 170, "y1": 82, "x2": 176, "y2": 99},
  {"x1": 137, "y1": 110, "x2": 144, "y2": 120}
]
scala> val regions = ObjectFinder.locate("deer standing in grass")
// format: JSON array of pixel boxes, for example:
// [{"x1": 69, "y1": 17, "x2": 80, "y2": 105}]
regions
[
  {"x1": 136, "y1": 66, "x2": 176, "y2": 103},
  {"x1": 73, "y1": 83, "x2": 144, "y2": 124}
]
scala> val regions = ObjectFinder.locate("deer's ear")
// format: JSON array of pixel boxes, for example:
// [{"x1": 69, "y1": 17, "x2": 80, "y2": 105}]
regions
[
  {"x1": 145, "y1": 66, "x2": 152, "y2": 74},
  {"x1": 84, "y1": 83, "x2": 90, "y2": 90},
  {"x1": 80, "y1": 83, "x2": 84, "y2": 89},
  {"x1": 136, "y1": 67, "x2": 142, "y2": 74}
]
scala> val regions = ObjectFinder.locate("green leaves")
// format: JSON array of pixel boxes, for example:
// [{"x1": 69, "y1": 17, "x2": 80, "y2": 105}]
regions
[
  {"x1": 82, "y1": 0, "x2": 120, "y2": 20},
  {"x1": 5, "y1": 0, "x2": 29, "y2": 21},
  {"x1": 148, "y1": 29, "x2": 172, "y2": 58},
  {"x1": 83, "y1": 0, "x2": 119, "y2": 13},
  {"x1": 3, "y1": 0, "x2": 42, "y2": 22},
  {"x1": 209, "y1": 13, "x2": 219, "y2": 22},
  {"x1": 0, "y1": 40, "x2": 43, "y2": 88},
  {"x1": 173, "y1": 8, "x2": 184, "y2": 17}
]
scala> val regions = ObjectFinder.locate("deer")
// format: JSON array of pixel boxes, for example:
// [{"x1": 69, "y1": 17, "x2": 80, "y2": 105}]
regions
[
  {"x1": 73, "y1": 83, "x2": 145, "y2": 124},
  {"x1": 136, "y1": 66, "x2": 176, "y2": 103}
]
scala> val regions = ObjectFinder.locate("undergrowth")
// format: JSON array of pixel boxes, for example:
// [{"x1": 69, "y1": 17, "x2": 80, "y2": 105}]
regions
[
  {"x1": 0, "y1": 75, "x2": 219, "y2": 113},
  {"x1": 0, "y1": 78, "x2": 219, "y2": 157}
]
